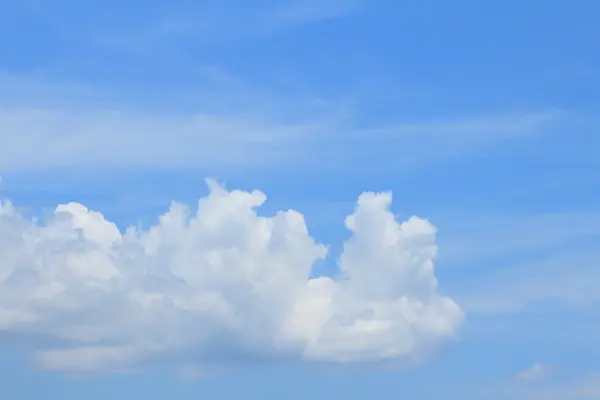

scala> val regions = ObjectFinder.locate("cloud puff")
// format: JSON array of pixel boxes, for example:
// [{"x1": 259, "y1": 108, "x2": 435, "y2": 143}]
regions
[
  {"x1": 518, "y1": 362, "x2": 555, "y2": 381},
  {"x1": 0, "y1": 180, "x2": 463, "y2": 373}
]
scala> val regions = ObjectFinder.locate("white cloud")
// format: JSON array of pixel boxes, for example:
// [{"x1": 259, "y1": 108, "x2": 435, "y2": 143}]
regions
[
  {"x1": 90, "y1": 0, "x2": 362, "y2": 54},
  {"x1": 0, "y1": 70, "x2": 569, "y2": 174},
  {"x1": 174, "y1": 365, "x2": 213, "y2": 381},
  {"x1": 0, "y1": 180, "x2": 463, "y2": 373},
  {"x1": 435, "y1": 211, "x2": 600, "y2": 269},
  {"x1": 496, "y1": 371, "x2": 600, "y2": 400},
  {"x1": 0, "y1": 106, "x2": 320, "y2": 171},
  {"x1": 0, "y1": 104, "x2": 565, "y2": 173},
  {"x1": 518, "y1": 362, "x2": 554, "y2": 381},
  {"x1": 453, "y1": 248, "x2": 600, "y2": 315},
  {"x1": 265, "y1": 0, "x2": 362, "y2": 26},
  {"x1": 426, "y1": 210, "x2": 600, "y2": 315},
  {"x1": 341, "y1": 109, "x2": 567, "y2": 169}
]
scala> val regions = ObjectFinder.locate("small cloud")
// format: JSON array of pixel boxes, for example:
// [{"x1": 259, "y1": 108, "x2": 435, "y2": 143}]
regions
[
  {"x1": 518, "y1": 362, "x2": 554, "y2": 381},
  {"x1": 175, "y1": 365, "x2": 214, "y2": 382}
]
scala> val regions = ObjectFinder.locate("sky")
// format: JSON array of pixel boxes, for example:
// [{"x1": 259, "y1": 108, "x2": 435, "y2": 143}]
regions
[{"x1": 0, "y1": 0, "x2": 599, "y2": 399}]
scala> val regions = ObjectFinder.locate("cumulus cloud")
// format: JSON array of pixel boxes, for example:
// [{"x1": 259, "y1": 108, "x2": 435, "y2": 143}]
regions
[{"x1": 0, "y1": 180, "x2": 463, "y2": 373}]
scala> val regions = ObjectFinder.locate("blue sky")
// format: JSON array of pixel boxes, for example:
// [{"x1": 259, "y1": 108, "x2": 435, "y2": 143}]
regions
[{"x1": 1, "y1": 0, "x2": 599, "y2": 399}]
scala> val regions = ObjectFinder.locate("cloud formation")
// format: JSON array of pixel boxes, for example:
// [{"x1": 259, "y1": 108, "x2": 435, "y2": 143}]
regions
[
  {"x1": 89, "y1": 0, "x2": 362, "y2": 53},
  {"x1": 0, "y1": 180, "x2": 463, "y2": 372},
  {"x1": 518, "y1": 362, "x2": 554, "y2": 381},
  {"x1": 0, "y1": 104, "x2": 565, "y2": 173}
]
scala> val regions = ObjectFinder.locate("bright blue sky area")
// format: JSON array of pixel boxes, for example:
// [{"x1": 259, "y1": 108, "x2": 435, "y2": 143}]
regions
[{"x1": 1, "y1": 0, "x2": 599, "y2": 399}]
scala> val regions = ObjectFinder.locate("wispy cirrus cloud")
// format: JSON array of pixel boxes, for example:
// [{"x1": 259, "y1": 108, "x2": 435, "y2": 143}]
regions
[
  {"x1": 436, "y1": 211, "x2": 600, "y2": 269},
  {"x1": 457, "y1": 250, "x2": 600, "y2": 315},
  {"x1": 395, "y1": 210, "x2": 600, "y2": 318},
  {"x1": 446, "y1": 226, "x2": 600, "y2": 316},
  {"x1": 0, "y1": 71, "x2": 569, "y2": 174},
  {"x1": 0, "y1": 105, "x2": 567, "y2": 173},
  {"x1": 90, "y1": 0, "x2": 363, "y2": 54}
]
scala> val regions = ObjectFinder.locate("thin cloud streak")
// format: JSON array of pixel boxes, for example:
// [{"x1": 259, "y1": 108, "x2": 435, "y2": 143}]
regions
[
  {"x1": 0, "y1": 105, "x2": 566, "y2": 173},
  {"x1": 91, "y1": 0, "x2": 363, "y2": 54}
]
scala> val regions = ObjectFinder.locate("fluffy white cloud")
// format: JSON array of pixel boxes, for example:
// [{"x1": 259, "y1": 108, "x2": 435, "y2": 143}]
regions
[{"x1": 0, "y1": 180, "x2": 463, "y2": 372}]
